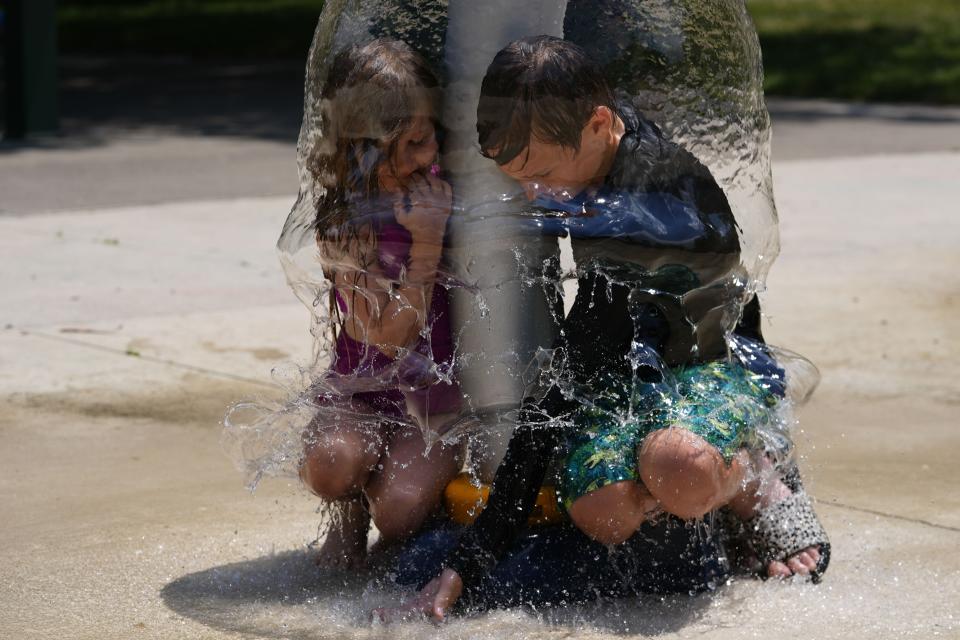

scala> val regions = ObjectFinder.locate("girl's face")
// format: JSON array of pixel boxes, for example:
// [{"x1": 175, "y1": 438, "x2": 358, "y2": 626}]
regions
[{"x1": 377, "y1": 113, "x2": 438, "y2": 193}]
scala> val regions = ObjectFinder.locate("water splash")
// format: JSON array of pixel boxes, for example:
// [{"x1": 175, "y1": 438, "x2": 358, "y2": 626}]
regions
[{"x1": 221, "y1": 0, "x2": 822, "y2": 617}]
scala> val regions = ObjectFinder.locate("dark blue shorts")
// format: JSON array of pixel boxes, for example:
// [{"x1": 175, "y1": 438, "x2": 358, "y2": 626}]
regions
[{"x1": 391, "y1": 517, "x2": 729, "y2": 610}]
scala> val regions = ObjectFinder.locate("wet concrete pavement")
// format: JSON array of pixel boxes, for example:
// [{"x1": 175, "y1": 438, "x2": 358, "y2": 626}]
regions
[{"x1": 2, "y1": 59, "x2": 959, "y2": 637}]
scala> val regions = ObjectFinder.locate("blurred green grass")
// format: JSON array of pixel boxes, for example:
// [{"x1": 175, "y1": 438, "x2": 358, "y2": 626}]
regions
[
  {"x1": 750, "y1": 0, "x2": 960, "y2": 103},
  {"x1": 55, "y1": 0, "x2": 326, "y2": 59},
  {"x1": 30, "y1": 0, "x2": 960, "y2": 103}
]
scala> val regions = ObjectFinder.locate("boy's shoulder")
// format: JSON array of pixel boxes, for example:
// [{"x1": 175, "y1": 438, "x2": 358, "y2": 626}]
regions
[
  {"x1": 608, "y1": 95, "x2": 721, "y2": 201},
  {"x1": 613, "y1": 94, "x2": 665, "y2": 144}
]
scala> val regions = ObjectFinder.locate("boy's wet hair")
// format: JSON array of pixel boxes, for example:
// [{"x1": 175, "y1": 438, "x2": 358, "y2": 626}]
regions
[{"x1": 477, "y1": 36, "x2": 616, "y2": 166}]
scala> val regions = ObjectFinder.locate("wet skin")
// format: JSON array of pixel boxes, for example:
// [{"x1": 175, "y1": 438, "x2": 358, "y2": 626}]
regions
[
  {"x1": 497, "y1": 105, "x2": 623, "y2": 202},
  {"x1": 305, "y1": 113, "x2": 461, "y2": 569},
  {"x1": 502, "y1": 107, "x2": 823, "y2": 580},
  {"x1": 376, "y1": 107, "x2": 822, "y2": 622}
]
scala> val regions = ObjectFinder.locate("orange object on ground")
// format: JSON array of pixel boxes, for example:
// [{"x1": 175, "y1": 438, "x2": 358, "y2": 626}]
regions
[{"x1": 444, "y1": 472, "x2": 564, "y2": 526}]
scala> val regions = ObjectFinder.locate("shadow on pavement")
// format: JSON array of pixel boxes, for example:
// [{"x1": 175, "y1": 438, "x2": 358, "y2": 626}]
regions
[
  {"x1": 161, "y1": 548, "x2": 714, "y2": 638},
  {"x1": 767, "y1": 98, "x2": 960, "y2": 125},
  {"x1": 161, "y1": 549, "x2": 371, "y2": 640},
  {"x1": 1, "y1": 55, "x2": 304, "y2": 149}
]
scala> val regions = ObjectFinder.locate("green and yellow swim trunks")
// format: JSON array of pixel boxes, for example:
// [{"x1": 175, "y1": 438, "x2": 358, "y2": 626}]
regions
[{"x1": 557, "y1": 361, "x2": 780, "y2": 512}]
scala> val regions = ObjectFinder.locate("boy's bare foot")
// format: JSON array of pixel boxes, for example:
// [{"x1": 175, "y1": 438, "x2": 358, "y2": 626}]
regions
[
  {"x1": 756, "y1": 478, "x2": 823, "y2": 579},
  {"x1": 766, "y1": 544, "x2": 821, "y2": 579},
  {"x1": 314, "y1": 498, "x2": 370, "y2": 570},
  {"x1": 729, "y1": 467, "x2": 824, "y2": 579}
]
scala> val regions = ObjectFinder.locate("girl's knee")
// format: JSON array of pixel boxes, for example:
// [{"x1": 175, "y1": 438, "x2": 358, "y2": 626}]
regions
[
  {"x1": 300, "y1": 437, "x2": 371, "y2": 500},
  {"x1": 368, "y1": 490, "x2": 433, "y2": 541},
  {"x1": 639, "y1": 428, "x2": 739, "y2": 520}
]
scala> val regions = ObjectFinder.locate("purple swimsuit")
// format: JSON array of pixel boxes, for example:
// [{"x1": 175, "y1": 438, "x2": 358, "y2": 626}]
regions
[{"x1": 330, "y1": 220, "x2": 460, "y2": 421}]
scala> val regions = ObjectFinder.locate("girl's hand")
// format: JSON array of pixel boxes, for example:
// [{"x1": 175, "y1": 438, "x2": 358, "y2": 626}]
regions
[
  {"x1": 394, "y1": 172, "x2": 452, "y2": 243},
  {"x1": 371, "y1": 568, "x2": 463, "y2": 623},
  {"x1": 396, "y1": 350, "x2": 441, "y2": 390}
]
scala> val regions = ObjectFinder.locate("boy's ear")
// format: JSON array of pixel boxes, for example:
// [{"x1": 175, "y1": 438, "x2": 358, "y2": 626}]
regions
[{"x1": 589, "y1": 106, "x2": 614, "y2": 135}]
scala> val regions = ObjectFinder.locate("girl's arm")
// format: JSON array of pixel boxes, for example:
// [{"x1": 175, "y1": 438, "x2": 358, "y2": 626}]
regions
[
  {"x1": 334, "y1": 242, "x2": 441, "y2": 357},
  {"x1": 334, "y1": 173, "x2": 451, "y2": 357}
]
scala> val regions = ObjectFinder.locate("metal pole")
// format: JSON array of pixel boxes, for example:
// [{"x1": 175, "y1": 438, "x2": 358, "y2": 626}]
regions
[
  {"x1": 3, "y1": 0, "x2": 59, "y2": 139},
  {"x1": 442, "y1": 0, "x2": 568, "y2": 481}
]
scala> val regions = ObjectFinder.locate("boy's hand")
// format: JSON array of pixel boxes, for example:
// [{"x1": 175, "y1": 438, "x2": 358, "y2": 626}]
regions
[
  {"x1": 394, "y1": 173, "x2": 452, "y2": 243},
  {"x1": 371, "y1": 568, "x2": 463, "y2": 624}
]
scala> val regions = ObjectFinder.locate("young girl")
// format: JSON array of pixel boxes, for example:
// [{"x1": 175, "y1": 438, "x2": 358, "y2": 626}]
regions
[{"x1": 299, "y1": 39, "x2": 462, "y2": 568}]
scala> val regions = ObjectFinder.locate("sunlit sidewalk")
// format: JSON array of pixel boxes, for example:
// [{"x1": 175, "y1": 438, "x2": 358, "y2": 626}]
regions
[{"x1": 1, "y1": 152, "x2": 958, "y2": 639}]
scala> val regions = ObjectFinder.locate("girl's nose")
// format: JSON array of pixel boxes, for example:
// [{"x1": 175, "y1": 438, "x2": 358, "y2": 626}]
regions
[{"x1": 413, "y1": 139, "x2": 439, "y2": 171}]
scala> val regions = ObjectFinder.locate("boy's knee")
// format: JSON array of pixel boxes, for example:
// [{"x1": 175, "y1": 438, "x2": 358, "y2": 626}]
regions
[
  {"x1": 300, "y1": 438, "x2": 369, "y2": 500},
  {"x1": 569, "y1": 481, "x2": 649, "y2": 546},
  {"x1": 639, "y1": 428, "x2": 732, "y2": 520}
]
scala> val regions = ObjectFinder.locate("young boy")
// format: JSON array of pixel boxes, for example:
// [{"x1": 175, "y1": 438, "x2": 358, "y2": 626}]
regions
[{"x1": 377, "y1": 36, "x2": 829, "y2": 622}]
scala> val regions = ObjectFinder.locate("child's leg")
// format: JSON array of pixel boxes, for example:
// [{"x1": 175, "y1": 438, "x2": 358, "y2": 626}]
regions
[
  {"x1": 300, "y1": 417, "x2": 385, "y2": 500},
  {"x1": 564, "y1": 427, "x2": 737, "y2": 544},
  {"x1": 561, "y1": 414, "x2": 663, "y2": 545},
  {"x1": 365, "y1": 420, "x2": 461, "y2": 541},
  {"x1": 569, "y1": 433, "x2": 821, "y2": 577},
  {"x1": 724, "y1": 454, "x2": 823, "y2": 578},
  {"x1": 638, "y1": 427, "x2": 747, "y2": 520},
  {"x1": 568, "y1": 480, "x2": 659, "y2": 545},
  {"x1": 565, "y1": 428, "x2": 740, "y2": 545},
  {"x1": 633, "y1": 360, "x2": 775, "y2": 520},
  {"x1": 312, "y1": 496, "x2": 371, "y2": 569},
  {"x1": 565, "y1": 361, "x2": 777, "y2": 543},
  {"x1": 638, "y1": 434, "x2": 822, "y2": 577},
  {"x1": 299, "y1": 416, "x2": 388, "y2": 568}
]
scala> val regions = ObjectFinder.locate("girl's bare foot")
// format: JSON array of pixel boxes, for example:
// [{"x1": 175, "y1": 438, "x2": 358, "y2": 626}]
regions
[{"x1": 314, "y1": 497, "x2": 370, "y2": 570}]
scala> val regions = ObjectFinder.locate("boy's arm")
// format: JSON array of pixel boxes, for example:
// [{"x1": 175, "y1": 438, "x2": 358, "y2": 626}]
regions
[
  {"x1": 373, "y1": 386, "x2": 572, "y2": 623},
  {"x1": 443, "y1": 386, "x2": 571, "y2": 586},
  {"x1": 442, "y1": 270, "x2": 616, "y2": 587},
  {"x1": 734, "y1": 294, "x2": 765, "y2": 342}
]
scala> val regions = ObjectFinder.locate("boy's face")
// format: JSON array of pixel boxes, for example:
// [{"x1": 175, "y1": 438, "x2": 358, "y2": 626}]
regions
[{"x1": 496, "y1": 106, "x2": 618, "y2": 203}]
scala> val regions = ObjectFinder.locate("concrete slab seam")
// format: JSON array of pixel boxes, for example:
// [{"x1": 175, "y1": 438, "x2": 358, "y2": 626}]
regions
[
  {"x1": 22, "y1": 329, "x2": 277, "y2": 389},
  {"x1": 821, "y1": 501, "x2": 960, "y2": 535}
]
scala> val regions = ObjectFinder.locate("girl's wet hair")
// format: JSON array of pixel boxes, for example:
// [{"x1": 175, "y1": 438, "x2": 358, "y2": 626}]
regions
[
  {"x1": 308, "y1": 38, "x2": 440, "y2": 342},
  {"x1": 477, "y1": 35, "x2": 616, "y2": 167},
  {"x1": 309, "y1": 38, "x2": 440, "y2": 258}
]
